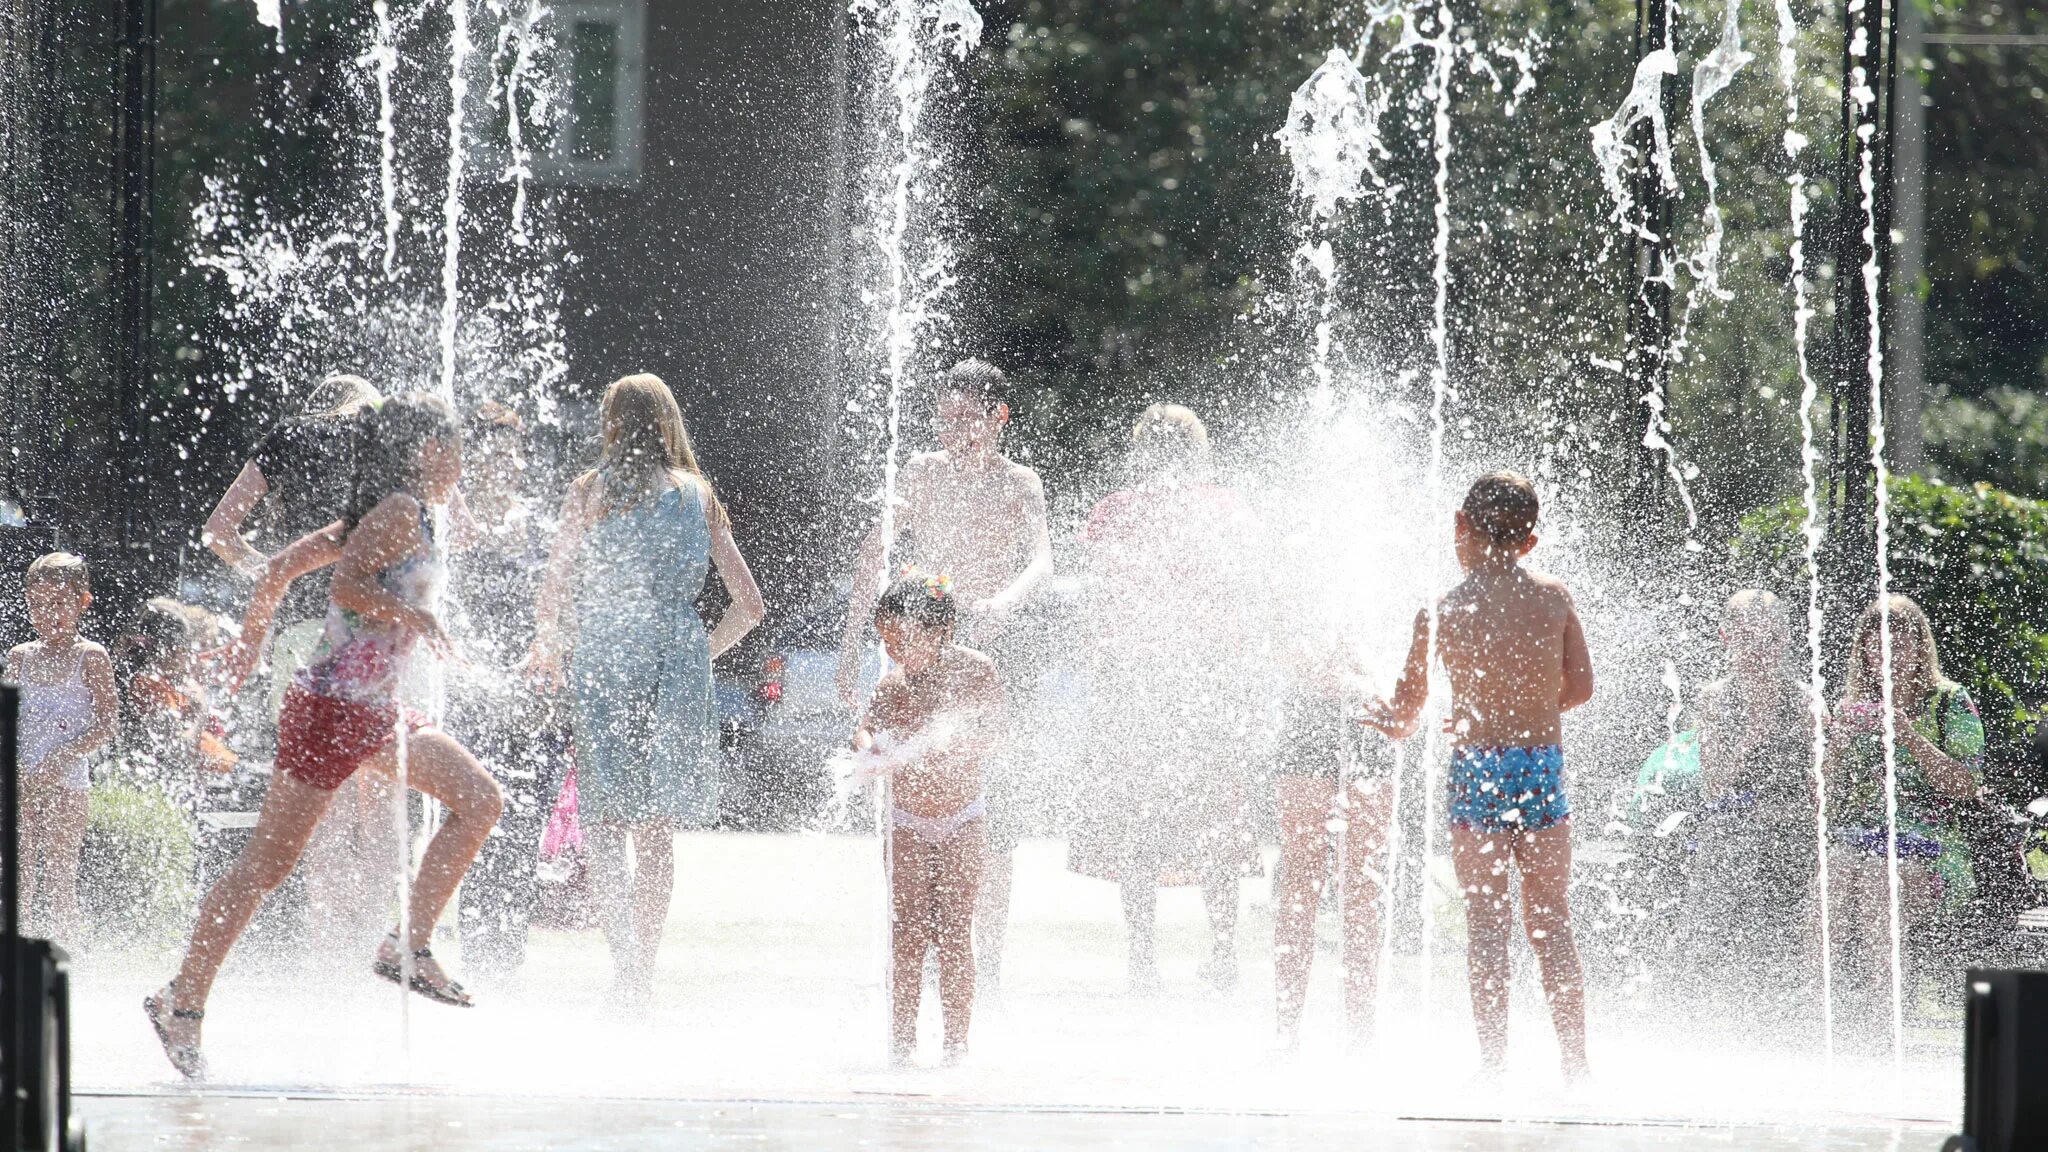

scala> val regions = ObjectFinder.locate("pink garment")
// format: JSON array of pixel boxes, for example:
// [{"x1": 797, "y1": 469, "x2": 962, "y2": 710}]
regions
[{"x1": 541, "y1": 761, "x2": 583, "y2": 859}]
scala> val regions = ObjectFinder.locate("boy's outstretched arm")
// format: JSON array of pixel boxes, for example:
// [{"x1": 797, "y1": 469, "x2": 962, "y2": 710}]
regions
[
  {"x1": 1365, "y1": 607, "x2": 1433, "y2": 739},
  {"x1": 978, "y1": 470, "x2": 1052, "y2": 621},
  {"x1": 1559, "y1": 589, "x2": 1594, "y2": 712}
]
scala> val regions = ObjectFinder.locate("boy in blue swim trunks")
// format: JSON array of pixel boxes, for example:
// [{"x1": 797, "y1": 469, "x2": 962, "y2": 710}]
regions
[{"x1": 1369, "y1": 471, "x2": 1594, "y2": 1079}]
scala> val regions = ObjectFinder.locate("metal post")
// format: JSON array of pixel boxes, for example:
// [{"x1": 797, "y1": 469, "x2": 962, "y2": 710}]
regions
[{"x1": 111, "y1": 0, "x2": 159, "y2": 555}]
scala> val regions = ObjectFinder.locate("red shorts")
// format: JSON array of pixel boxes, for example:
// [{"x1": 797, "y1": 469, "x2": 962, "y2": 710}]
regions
[{"x1": 276, "y1": 686, "x2": 421, "y2": 791}]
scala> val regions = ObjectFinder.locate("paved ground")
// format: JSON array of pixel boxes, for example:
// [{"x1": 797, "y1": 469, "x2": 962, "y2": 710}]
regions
[
  {"x1": 69, "y1": 833, "x2": 1963, "y2": 1141},
  {"x1": 76, "y1": 1093, "x2": 1955, "y2": 1151}
]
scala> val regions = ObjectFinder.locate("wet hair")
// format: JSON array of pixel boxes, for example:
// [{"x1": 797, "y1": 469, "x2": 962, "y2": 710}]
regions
[
  {"x1": 1844, "y1": 593, "x2": 1947, "y2": 704},
  {"x1": 346, "y1": 392, "x2": 460, "y2": 526},
  {"x1": 303, "y1": 374, "x2": 382, "y2": 418},
  {"x1": 467, "y1": 399, "x2": 526, "y2": 452},
  {"x1": 874, "y1": 568, "x2": 958, "y2": 631},
  {"x1": 23, "y1": 552, "x2": 89, "y2": 598},
  {"x1": 1461, "y1": 470, "x2": 1540, "y2": 549},
  {"x1": 940, "y1": 359, "x2": 1009, "y2": 410},
  {"x1": 586, "y1": 373, "x2": 728, "y2": 526}
]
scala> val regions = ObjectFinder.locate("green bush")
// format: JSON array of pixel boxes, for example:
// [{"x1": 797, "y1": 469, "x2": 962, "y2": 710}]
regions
[
  {"x1": 80, "y1": 781, "x2": 196, "y2": 950},
  {"x1": 1731, "y1": 475, "x2": 2048, "y2": 782}
]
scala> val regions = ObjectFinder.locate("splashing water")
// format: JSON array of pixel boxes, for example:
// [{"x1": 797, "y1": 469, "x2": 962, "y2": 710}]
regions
[
  {"x1": 1278, "y1": 50, "x2": 1390, "y2": 219},
  {"x1": 438, "y1": 0, "x2": 473, "y2": 403},
  {"x1": 1277, "y1": 49, "x2": 1389, "y2": 405},
  {"x1": 1851, "y1": 46, "x2": 1905, "y2": 1071},
  {"x1": 368, "y1": 1, "x2": 402, "y2": 280},
  {"x1": 1777, "y1": 0, "x2": 1834, "y2": 1063},
  {"x1": 1590, "y1": 49, "x2": 1678, "y2": 241},
  {"x1": 1685, "y1": 0, "x2": 1752, "y2": 307},
  {"x1": 850, "y1": 0, "x2": 982, "y2": 1059}
]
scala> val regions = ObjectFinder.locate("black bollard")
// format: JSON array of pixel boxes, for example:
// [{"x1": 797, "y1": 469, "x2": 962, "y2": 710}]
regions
[
  {"x1": 1946, "y1": 968, "x2": 2048, "y2": 1152},
  {"x1": 0, "y1": 684, "x2": 85, "y2": 1152}
]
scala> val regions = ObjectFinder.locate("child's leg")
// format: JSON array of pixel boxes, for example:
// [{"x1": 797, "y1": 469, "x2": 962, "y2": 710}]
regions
[
  {"x1": 1272, "y1": 774, "x2": 1334, "y2": 1040},
  {"x1": 1339, "y1": 778, "x2": 1393, "y2": 1039},
  {"x1": 42, "y1": 785, "x2": 89, "y2": 942},
  {"x1": 1200, "y1": 872, "x2": 1239, "y2": 968},
  {"x1": 1448, "y1": 825, "x2": 1514, "y2": 1068},
  {"x1": 630, "y1": 819, "x2": 677, "y2": 988},
  {"x1": 374, "y1": 730, "x2": 504, "y2": 957},
  {"x1": 586, "y1": 822, "x2": 637, "y2": 981},
  {"x1": 932, "y1": 823, "x2": 987, "y2": 1056},
  {"x1": 1513, "y1": 822, "x2": 1588, "y2": 1074},
  {"x1": 889, "y1": 829, "x2": 935, "y2": 1062},
  {"x1": 173, "y1": 773, "x2": 338, "y2": 1011}
]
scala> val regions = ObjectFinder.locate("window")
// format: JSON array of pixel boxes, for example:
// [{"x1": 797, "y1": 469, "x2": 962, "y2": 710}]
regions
[{"x1": 472, "y1": 0, "x2": 646, "y2": 187}]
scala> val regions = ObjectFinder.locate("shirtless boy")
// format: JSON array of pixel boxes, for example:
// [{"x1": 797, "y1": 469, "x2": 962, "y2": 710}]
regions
[
  {"x1": 838, "y1": 359, "x2": 1052, "y2": 991},
  {"x1": 1370, "y1": 471, "x2": 1594, "y2": 1079}
]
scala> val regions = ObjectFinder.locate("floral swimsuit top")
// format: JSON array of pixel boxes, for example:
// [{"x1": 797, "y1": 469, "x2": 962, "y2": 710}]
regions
[{"x1": 295, "y1": 506, "x2": 446, "y2": 709}]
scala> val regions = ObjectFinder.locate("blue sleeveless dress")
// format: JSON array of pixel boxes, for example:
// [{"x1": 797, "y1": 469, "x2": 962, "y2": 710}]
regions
[{"x1": 569, "y1": 480, "x2": 718, "y2": 826}]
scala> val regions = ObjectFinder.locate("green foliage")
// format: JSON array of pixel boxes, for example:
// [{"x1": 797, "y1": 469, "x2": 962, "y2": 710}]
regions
[
  {"x1": 1925, "y1": 387, "x2": 2048, "y2": 498},
  {"x1": 1732, "y1": 475, "x2": 2048, "y2": 767},
  {"x1": 80, "y1": 781, "x2": 196, "y2": 950}
]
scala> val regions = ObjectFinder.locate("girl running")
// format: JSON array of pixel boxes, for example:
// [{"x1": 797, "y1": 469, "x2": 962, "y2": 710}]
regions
[
  {"x1": 146, "y1": 394, "x2": 504, "y2": 1081},
  {"x1": 852, "y1": 571, "x2": 1006, "y2": 1067},
  {"x1": 528, "y1": 374, "x2": 764, "y2": 1007}
]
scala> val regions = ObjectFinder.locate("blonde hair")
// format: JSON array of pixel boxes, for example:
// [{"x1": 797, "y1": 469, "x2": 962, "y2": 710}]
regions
[
  {"x1": 1844, "y1": 593, "x2": 1948, "y2": 706},
  {"x1": 584, "y1": 374, "x2": 726, "y2": 524},
  {"x1": 24, "y1": 552, "x2": 89, "y2": 597},
  {"x1": 303, "y1": 374, "x2": 382, "y2": 418}
]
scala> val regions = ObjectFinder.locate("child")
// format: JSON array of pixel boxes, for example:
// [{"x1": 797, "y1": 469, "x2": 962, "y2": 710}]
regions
[
  {"x1": 837, "y1": 360, "x2": 1051, "y2": 993},
  {"x1": 6, "y1": 553, "x2": 119, "y2": 941},
  {"x1": 851, "y1": 570, "x2": 1005, "y2": 1067},
  {"x1": 115, "y1": 598, "x2": 240, "y2": 805},
  {"x1": 1369, "y1": 471, "x2": 1593, "y2": 1079},
  {"x1": 146, "y1": 394, "x2": 505, "y2": 1081},
  {"x1": 528, "y1": 374, "x2": 765, "y2": 1006}
]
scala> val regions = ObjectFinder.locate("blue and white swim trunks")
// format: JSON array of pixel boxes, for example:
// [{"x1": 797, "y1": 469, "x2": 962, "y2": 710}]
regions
[{"x1": 1447, "y1": 744, "x2": 1570, "y2": 833}]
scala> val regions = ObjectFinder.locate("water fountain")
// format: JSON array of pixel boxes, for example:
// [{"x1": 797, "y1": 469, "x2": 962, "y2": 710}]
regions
[{"x1": 0, "y1": 0, "x2": 1996, "y2": 1142}]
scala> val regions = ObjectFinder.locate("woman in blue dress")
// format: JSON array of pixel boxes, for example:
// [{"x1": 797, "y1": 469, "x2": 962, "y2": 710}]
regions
[{"x1": 530, "y1": 374, "x2": 765, "y2": 1004}]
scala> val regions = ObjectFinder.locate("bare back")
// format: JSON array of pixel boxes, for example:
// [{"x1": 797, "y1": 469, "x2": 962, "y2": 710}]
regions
[{"x1": 1434, "y1": 565, "x2": 1589, "y2": 748}]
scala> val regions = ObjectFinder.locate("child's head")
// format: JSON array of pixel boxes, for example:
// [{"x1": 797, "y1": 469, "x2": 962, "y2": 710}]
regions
[
  {"x1": 1130, "y1": 403, "x2": 1210, "y2": 480},
  {"x1": 303, "y1": 373, "x2": 382, "y2": 418},
  {"x1": 1846, "y1": 593, "x2": 1942, "y2": 701},
  {"x1": 22, "y1": 552, "x2": 90, "y2": 642},
  {"x1": 873, "y1": 568, "x2": 958, "y2": 676},
  {"x1": 1455, "y1": 471, "x2": 1539, "y2": 567},
  {"x1": 115, "y1": 598, "x2": 212, "y2": 686},
  {"x1": 348, "y1": 393, "x2": 462, "y2": 523},
  {"x1": 934, "y1": 359, "x2": 1010, "y2": 461},
  {"x1": 1720, "y1": 589, "x2": 1793, "y2": 673}
]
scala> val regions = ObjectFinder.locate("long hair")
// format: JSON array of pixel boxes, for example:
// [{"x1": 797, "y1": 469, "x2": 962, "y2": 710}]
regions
[
  {"x1": 584, "y1": 373, "x2": 726, "y2": 524},
  {"x1": 346, "y1": 392, "x2": 460, "y2": 526},
  {"x1": 1843, "y1": 593, "x2": 1948, "y2": 705}
]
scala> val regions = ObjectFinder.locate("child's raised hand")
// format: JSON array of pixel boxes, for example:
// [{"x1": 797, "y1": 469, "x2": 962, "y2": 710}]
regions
[
  {"x1": 206, "y1": 641, "x2": 263, "y2": 694},
  {"x1": 521, "y1": 647, "x2": 566, "y2": 694}
]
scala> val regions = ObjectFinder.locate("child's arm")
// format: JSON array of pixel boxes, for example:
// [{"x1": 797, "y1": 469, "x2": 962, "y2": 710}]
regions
[
  {"x1": 69, "y1": 645, "x2": 120, "y2": 759},
  {"x1": 527, "y1": 477, "x2": 596, "y2": 690},
  {"x1": 219, "y1": 521, "x2": 346, "y2": 690},
  {"x1": 1363, "y1": 607, "x2": 1432, "y2": 739},
  {"x1": 706, "y1": 498, "x2": 766, "y2": 660},
  {"x1": 203, "y1": 460, "x2": 272, "y2": 579},
  {"x1": 330, "y1": 495, "x2": 449, "y2": 654},
  {"x1": 1559, "y1": 587, "x2": 1595, "y2": 712},
  {"x1": 976, "y1": 470, "x2": 1053, "y2": 622}
]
